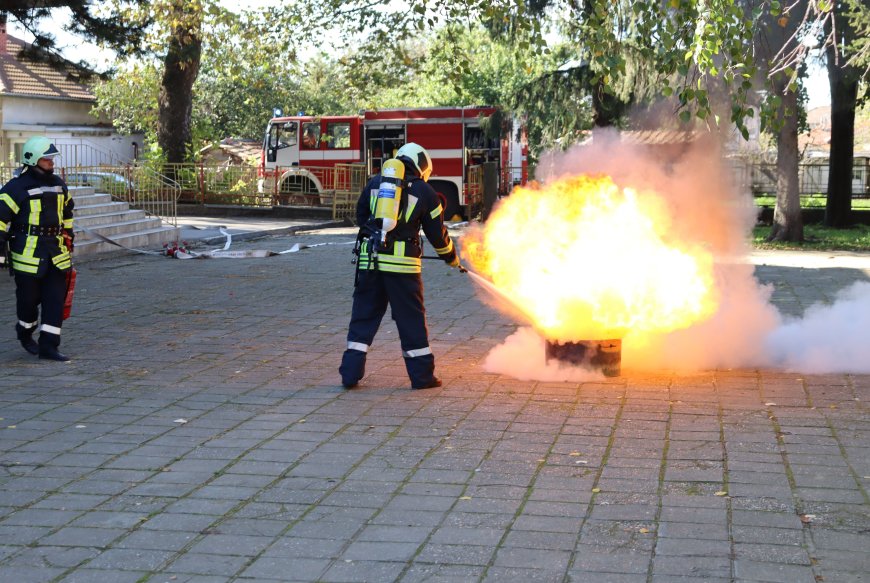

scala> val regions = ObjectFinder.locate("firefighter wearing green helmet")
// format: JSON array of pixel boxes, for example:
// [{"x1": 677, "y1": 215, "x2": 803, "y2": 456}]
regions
[{"x1": 0, "y1": 136, "x2": 75, "y2": 361}]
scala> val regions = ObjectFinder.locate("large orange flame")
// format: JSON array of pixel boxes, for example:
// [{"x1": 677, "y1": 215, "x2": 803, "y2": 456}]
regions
[{"x1": 464, "y1": 174, "x2": 719, "y2": 342}]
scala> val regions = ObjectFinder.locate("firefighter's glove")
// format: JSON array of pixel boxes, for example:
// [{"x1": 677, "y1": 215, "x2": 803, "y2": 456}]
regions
[
  {"x1": 447, "y1": 255, "x2": 461, "y2": 269},
  {"x1": 63, "y1": 231, "x2": 74, "y2": 253}
]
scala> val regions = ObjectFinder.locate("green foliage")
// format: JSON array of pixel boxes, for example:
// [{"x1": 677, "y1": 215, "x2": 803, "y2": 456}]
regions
[
  {"x1": 843, "y1": 0, "x2": 870, "y2": 70},
  {"x1": 91, "y1": 62, "x2": 161, "y2": 139}
]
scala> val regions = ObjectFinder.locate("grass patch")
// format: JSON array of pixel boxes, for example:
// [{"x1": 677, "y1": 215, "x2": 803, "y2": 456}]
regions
[
  {"x1": 752, "y1": 223, "x2": 870, "y2": 251},
  {"x1": 754, "y1": 196, "x2": 870, "y2": 209}
]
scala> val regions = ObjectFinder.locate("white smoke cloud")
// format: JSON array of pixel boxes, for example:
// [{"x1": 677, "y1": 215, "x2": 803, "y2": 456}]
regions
[
  {"x1": 484, "y1": 327, "x2": 606, "y2": 382},
  {"x1": 766, "y1": 281, "x2": 870, "y2": 374},
  {"x1": 476, "y1": 131, "x2": 870, "y2": 379}
]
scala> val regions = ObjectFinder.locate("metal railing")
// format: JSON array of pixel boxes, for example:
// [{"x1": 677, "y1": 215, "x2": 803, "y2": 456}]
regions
[
  {"x1": 332, "y1": 164, "x2": 368, "y2": 220},
  {"x1": 465, "y1": 165, "x2": 484, "y2": 217},
  {"x1": 161, "y1": 162, "x2": 369, "y2": 219},
  {"x1": 161, "y1": 163, "x2": 272, "y2": 207},
  {"x1": 0, "y1": 164, "x2": 179, "y2": 226},
  {"x1": 61, "y1": 165, "x2": 180, "y2": 226},
  {"x1": 731, "y1": 160, "x2": 870, "y2": 197},
  {"x1": 54, "y1": 139, "x2": 133, "y2": 168}
]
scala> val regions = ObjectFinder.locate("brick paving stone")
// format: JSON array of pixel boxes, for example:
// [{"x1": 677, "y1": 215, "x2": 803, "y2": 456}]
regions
[
  {"x1": 84, "y1": 547, "x2": 175, "y2": 570},
  {"x1": 1, "y1": 235, "x2": 868, "y2": 582},
  {"x1": 56, "y1": 569, "x2": 148, "y2": 583},
  {"x1": 733, "y1": 559, "x2": 818, "y2": 583},
  {"x1": 319, "y1": 560, "x2": 407, "y2": 583},
  {"x1": 239, "y1": 556, "x2": 330, "y2": 580}
]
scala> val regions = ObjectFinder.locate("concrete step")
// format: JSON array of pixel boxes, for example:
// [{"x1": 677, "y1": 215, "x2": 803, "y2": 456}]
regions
[
  {"x1": 74, "y1": 217, "x2": 165, "y2": 241},
  {"x1": 76, "y1": 209, "x2": 148, "y2": 228},
  {"x1": 75, "y1": 201, "x2": 131, "y2": 218},
  {"x1": 73, "y1": 192, "x2": 115, "y2": 209},
  {"x1": 74, "y1": 225, "x2": 181, "y2": 256},
  {"x1": 68, "y1": 185, "x2": 96, "y2": 197},
  {"x1": 63, "y1": 185, "x2": 180, "y2": 257}
]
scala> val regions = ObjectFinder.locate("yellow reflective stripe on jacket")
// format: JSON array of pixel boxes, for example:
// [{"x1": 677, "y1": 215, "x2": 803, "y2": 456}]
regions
[
  {"x1": 29, "y1": 197, "x2": 41, "y2": 226},
  {"x1": 52, "y1": 251, "x2": 71, "y2": 270},
  {"x1": 405, "y1": 195, "x2": 418, "y2": 221},
  {"x1": 433, "y1": 238, "x2": 454, "y2": 255},
  {"x1": 10, "y1": 252, "x2": 39, "y2": 274},
  {"x1": 358, "y1": 253, "x2": 422, "y2": 268},
  {"x1": 0, "y1": 193, "x2": 19, "y2": 214},
  {"x1": 56, "y1": 190, "x2": 63, "y2": 221},
  {"x1": 63, "y1": 218, "x2": 73, "y2": 229},
  {"x1": 0, "y1": 220, "x2": 7, "y2": 234},
  {"x1": 430, "y1": 203, "x2": 443, "y2": 219}
]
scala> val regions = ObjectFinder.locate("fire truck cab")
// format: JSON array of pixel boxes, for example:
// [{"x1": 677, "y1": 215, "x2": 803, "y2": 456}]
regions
[{"x1": 260, "y1": 106, "x2": 526, "y2": 219}]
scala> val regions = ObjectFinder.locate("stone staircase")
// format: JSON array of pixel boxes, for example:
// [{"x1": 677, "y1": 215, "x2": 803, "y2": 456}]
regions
[{"x1": 71, "y1": 186, "x2": 180, "y2": 256}]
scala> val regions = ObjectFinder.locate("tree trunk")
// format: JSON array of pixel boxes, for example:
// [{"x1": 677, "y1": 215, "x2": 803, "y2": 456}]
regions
[
  {"x1": 768, "y1": 82, "x2": 803, "y2": 242},
  {"x1": 824, "y1": 27, "x2": 859, "y2": 227},
  {"x1": 156, "y1": 4, "x2": 202, "y2": 169}
]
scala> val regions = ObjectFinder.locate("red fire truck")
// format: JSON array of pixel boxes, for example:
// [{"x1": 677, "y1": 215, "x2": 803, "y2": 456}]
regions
[{"x1": 259, "y1": 106, "x2": 527, "y2": 219}]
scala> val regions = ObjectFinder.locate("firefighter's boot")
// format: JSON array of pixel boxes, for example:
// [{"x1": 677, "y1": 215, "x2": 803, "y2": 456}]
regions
[
  {"x1": 39, "y1": 345, "x2": 70, "y2": 362},
  {"x1": 15, "y1": 322, "x2": 39, "y2": 355},
  {"x1": 405, "y1": 351, "x2": 439, "y2": 390},
  {"x1": 38, "y1": 329, "x2": 69, "y2": 362},
  {"x1": 339, "y1": 346, "x2": 367, "y2": 389}
]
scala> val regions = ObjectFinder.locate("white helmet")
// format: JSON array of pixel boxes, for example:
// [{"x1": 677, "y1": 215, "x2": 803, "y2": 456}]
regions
[{"x1": 395, "y1": 142, "x2": 433, "y2": 182}]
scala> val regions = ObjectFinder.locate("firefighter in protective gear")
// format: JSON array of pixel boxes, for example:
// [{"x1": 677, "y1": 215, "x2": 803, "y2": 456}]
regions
[
  {"x1": 0, "y1": 136, "x2": 74, "y2": 361},
  {"x1": 340, "y1": 143, "x2": 459, "y2": 389}
]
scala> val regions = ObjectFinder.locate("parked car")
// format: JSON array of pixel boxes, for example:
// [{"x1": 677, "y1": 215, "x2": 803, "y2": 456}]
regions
[{"x1": 64, "y1": 171, "x2": 134, "y2": 196}]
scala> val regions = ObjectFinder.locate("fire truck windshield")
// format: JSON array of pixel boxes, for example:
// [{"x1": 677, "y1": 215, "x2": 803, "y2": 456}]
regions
[{"x1": 269, "y1": 121, "x2": 298, "y2": 150}]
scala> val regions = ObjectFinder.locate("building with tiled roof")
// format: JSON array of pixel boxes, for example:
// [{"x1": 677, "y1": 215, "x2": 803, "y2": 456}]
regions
[{"x1": 0, "y1": 16, "x2": 141, "y2": 168}]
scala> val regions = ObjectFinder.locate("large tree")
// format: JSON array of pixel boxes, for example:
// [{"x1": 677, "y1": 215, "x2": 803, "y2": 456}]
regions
[{"x1": 824, "y1": 1, "x2": 866, "y2": 228}]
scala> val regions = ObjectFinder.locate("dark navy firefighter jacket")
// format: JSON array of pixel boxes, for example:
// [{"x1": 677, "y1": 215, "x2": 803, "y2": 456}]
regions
[{"x1": 356, "y1": 174, "x2": 456, "y2": 273}]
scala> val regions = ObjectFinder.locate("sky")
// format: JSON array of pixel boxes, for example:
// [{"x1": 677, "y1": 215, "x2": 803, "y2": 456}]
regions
[{"x1": 8, "y1": 6, "x2": 832, "y2": 110}]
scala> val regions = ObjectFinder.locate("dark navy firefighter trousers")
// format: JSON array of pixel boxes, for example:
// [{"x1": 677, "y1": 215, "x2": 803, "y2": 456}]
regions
[
  {"x1": 14, "y1": 266, "x2": 66, "y2": 349},
  {"x1": 339, "y1": 270, "x2": 437, "y2": 389}
]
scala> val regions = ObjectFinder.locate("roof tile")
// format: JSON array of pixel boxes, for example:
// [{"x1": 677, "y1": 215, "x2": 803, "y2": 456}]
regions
[{"x1": 0, "y1": 35, "x2": 94, "y2": 101}]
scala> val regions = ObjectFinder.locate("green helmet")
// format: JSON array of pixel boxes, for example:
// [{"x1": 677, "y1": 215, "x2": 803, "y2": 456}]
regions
[{"x1": 21, "y1": 136, "x2": 60, "y2": 166}]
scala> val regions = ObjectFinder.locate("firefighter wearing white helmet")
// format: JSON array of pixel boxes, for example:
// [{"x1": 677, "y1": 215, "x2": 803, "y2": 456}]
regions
[
  {"x1": 0, "y1": 136, "x2": 75, "y2": 361},
  {"x1": 340, "y1": 142, "x2": 461, "y2": 390}
]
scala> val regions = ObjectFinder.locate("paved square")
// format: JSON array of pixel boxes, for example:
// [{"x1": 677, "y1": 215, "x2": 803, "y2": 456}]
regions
[{"x1": 1, "y1": 229, "x2": 868, "y2": 582}]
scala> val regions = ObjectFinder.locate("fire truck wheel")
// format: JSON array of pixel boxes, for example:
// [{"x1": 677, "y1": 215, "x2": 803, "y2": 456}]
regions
[
  {"x1": 432, "y1": 182, "x2": 463, "y2": 221},
  {"x1": 444, "y1": 194, "x2": 463, "y2": 222}
]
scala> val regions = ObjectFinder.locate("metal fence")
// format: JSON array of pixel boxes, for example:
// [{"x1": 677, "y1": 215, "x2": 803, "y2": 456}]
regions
[
  {"x1": 0, "y1": 165, "x2": 180, "y2": 226},
  {"x1": 61, "y1": 165, "x2": 180, "y2": 226},
  {"x1": 332, "y1": 164, "x2": 368, "y2": 221},
  {"x1": 162, "y1": 163, "x2": 368, "y2": 215},
  {"x1": 730, "y1": 159, "x2": 870, "y2": 197}
]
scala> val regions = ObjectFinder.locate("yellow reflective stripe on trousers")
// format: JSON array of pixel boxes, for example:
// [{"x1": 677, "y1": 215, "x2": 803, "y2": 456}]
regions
[{"x1": 0, "y1": 193, "x2": 19, "y2": 214}]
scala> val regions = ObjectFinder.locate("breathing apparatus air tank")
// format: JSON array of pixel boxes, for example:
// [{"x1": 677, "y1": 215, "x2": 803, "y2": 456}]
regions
[{"x1": 373, "y1": 158, "x2": 405, "y2": 248}]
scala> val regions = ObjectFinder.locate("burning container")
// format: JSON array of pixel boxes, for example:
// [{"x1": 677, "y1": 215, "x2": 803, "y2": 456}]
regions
[{"x1": 545, "y1": 339, "x2": 622, "y2": 377}]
